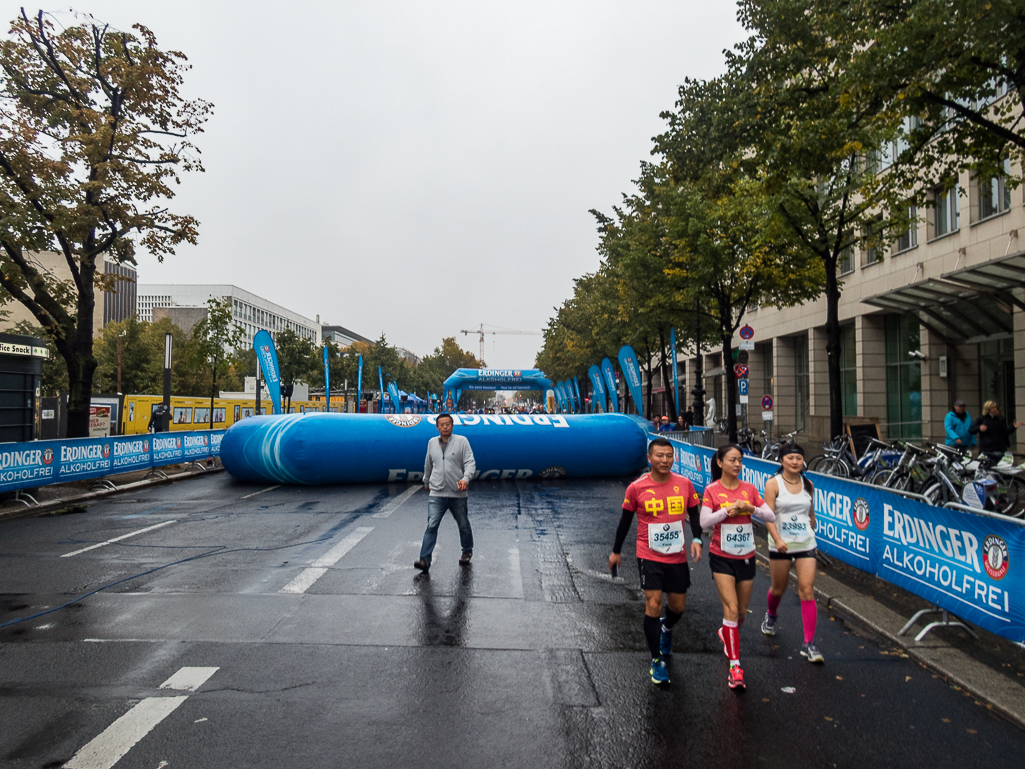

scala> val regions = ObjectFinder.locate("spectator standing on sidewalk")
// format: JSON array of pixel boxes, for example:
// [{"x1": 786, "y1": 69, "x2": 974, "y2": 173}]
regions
[
  {"x1": 414, "y1": 413, "x2": 477, "y2": 572},
  {"x1": 944, "y1": 399, "x2": 975, "y2": 449},
  {"x1": 971, "y1": 401, "x2": 1023, "y2": 464}
]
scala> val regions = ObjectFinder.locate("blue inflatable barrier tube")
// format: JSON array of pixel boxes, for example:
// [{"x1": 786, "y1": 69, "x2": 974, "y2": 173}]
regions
[{"x1": 220, "y1": 412, "x2": 649, "y2": 485}]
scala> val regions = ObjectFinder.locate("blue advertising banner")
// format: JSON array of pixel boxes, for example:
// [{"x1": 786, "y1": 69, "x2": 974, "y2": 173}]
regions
[
  {"x1": 253, "y1": 330, "x2": 282, "y2": 415},
  {"x1": 57, "y1": 438, "x2": 114, "y2": 482},
  {"x1": 573, "y1": 377, "x2": 583, "y2": 414},
  {"x1": 0, "y1": 430, "x2": 225, "y2": 497},
  {"x1": 588, "y1": 365, "x2": 606, "y2": 413},
  {"x1": 618, "y1": 345, "x2": 644, "y2": 415},
  {"x1": 387, "y1": 381, "x2": 402, "y2": 413},
  {"x1": 602, "y1": 358, "x2": 618, "y2": 413},
  {"x1": 323, "y1": 345, "x2": 330, "y2": 412},
  {"x1": 670, "y1": 328, "x2": 680, "y2": 418},
  {"x1": 357, "y1": 354, "x2": 363, "y2": 413},
  {"x1": 151, "y1": 433, "x2": 184, "y2": 465},
  {"x1": 565, "y1": 381, "x2": 576, "y2": 413},
  {"x1": 0, "y1": 441, "x2": 59, "y2": 491},
  {"x1": 378, "y1": 366, "x2": 387, "y2": 413},
  {"x1": 662, "y1": 435, "x2": 1025, "y2": 643}
]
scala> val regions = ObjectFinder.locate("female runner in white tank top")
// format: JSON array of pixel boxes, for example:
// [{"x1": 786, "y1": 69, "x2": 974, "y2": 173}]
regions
[{"x1": 761, "y1": 443, "x2": 824, "y2": 663}]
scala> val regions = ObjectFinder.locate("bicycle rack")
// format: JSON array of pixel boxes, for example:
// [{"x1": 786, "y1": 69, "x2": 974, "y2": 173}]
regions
[{"x1": 899, "y1": 605, "x2": 978, "y2": 642}]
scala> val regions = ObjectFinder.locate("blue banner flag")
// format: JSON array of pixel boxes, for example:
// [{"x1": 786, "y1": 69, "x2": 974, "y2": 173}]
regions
[
  {"x1": 356, "y1": 354, "x2": 363, "y2": 414},
  {"x1": 573, "y1": 377, "x2": 583, "y2": 414},
  {"x1": 588, "y1": 365, "x2": 606, "y2": 413},
  {"x1": 378, "y1": 366, "x2": 387, "y2": 413},
  {"x1": 563, "y1": 381, "x2": 574, "y2": 413},
  {"x1": 670, "y1": 328, "x2": 680, "y2": 419},
  {"x1": 323, "y1": 345, "x2": 330, "y2": 413},
  {"x1": 387, "y1": 381, "x2": 402, "y2": 413},
  {"x1": 556, "y1": 382, "x2": 568, "y2": 412},
  {"x1": 602, "y1": 358, "x2": 618, "y2": 412},
  {"x1": 253, "y1": 330, "x2": 282, "y2": 415},
  {"x1": 618, "y1": 345, "x2": 644, "y2": 416}
]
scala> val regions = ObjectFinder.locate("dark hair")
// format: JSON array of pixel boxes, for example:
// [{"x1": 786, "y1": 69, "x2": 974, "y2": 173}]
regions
[
  {"x1": 648, "y1": 437, "x2": 673, "y2": 454},
  {"x1": 711, "y1": 444, "x2": 743, "y2": 482},
  {"x1": 775, "y1": 442, "x2": 813, "y2": 493},
  {"x1": 436, "y1": 413, "x2": 454, "y2": 425}
]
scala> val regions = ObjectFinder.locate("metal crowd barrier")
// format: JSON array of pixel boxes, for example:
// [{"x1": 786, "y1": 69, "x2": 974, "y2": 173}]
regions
[
  {"x1": 0, "y1": 430, "x2": 226, "y2": 505},
  {"x1": 660, "y1": 428, "x2": 715, "y2": 448}
]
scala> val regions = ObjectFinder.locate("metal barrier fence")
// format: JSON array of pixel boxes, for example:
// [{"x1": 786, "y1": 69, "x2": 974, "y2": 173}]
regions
[
  {"x1": 660, "y1": 428, "x2": 715, "y2": 448},
  {"x1": 0, "y1": 430, "x2": 226, "y2": 503},
  {"x1": 664, "y1": 436, "x2": 1025, "y2": 644}
]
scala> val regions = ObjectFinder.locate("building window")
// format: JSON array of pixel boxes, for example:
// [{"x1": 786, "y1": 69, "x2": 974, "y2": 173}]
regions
[
  {"x1": 840, "y1": 324, "x2": 857, "y2": 417},
  {"x1": 976, "y1": 158, "x2": 1011, "y2": 221},
  {"x1": 838, "y1": 241, "x2": 855, "y2": 275},
  {"x1": 894, "y1": 205, "x2": 918, "y2": 253},
  {"x1": 862, "y1": 214, "x2": 885, "y2": 266},
  {"x1": 930, "y1": 183, "x2": 960, "y2": 238},
  {"x1": 794, "y1": 334, "x2": 809, "y2": 432},
  {"x1": 885, "y1": 315, "x2": 921, "y2": 440}
]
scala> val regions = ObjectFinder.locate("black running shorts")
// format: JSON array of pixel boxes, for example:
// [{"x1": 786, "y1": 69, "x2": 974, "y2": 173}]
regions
[
  {"x1": 637, "y1": 558, "x2": 691, "y2": 594},
  {"x1": 708, "y1": 552, "x2": 756, "y2": 581},
  {"x1": 768, "y1": 548, "x2": 818, "y2": 562}
]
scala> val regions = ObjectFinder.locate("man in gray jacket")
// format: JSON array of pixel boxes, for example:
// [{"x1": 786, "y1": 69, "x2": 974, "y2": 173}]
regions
[{"x1": 414, "y1": 413, "x2": 477, "y2": 571}]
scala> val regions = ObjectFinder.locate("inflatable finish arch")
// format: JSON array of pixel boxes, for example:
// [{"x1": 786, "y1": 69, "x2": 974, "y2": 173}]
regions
[{"x1": 441, "y1": 368, "x2": 553, "y2": 409}]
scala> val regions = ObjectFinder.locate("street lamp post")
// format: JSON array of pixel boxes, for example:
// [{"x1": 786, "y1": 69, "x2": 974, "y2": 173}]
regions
[{"x1": 116, "y1": 330, "x2": 126, "y2": 394}]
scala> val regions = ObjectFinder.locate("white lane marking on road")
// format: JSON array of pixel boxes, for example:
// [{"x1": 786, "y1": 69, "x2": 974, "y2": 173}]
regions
[
  {"x1": 280, "y1": 526, "x2": 374, "y2": 594},
  {"x1": 159, "y1": 666, "x2": 220, "y2": 692},
  {"x1": 61, "y1": 520, "x2": 177, "y2": 558},
  {"x1": 241, "y1": 484, "x2": 281, "y2": 500},
  {"x1": 373, "y1": 484, "x2": 422, "y2": 518},
  {"x1": 63, "y1": 696, "x2": 188, "y2": 769}
]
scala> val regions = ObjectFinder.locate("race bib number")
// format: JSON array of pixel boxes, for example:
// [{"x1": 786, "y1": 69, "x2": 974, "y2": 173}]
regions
[
  {"x1": 648, "y1": 520, "x2": 684, "y2": 555},
  {"x1": 720, "y1": 523, "x2": 754, "y2": 556},
  {"x1": 780, "y1": 518, "x2": 809, "y2": 543}
]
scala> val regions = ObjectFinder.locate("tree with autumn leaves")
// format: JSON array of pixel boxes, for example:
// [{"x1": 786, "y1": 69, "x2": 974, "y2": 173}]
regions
[{"x1": 0, "y1": 10, "x2": 210, "y2": 436}]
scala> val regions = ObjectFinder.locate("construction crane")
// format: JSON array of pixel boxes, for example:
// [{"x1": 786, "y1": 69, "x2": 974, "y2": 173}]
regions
[{"x1": 460, "y1": 324, "x2": 540, "y2": 363}]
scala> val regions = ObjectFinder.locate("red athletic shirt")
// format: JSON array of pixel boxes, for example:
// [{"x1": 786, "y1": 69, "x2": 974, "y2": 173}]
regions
[
  {"x1": 702, "y1": 480, "x2": 764, "y2": 559},
  {"x1": 622, "y1": 472, "x2": 700, "y2": 563}
]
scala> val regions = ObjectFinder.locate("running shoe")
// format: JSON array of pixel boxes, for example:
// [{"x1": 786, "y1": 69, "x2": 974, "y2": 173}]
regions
[
  {"x1": 761, "y1": 612, "x2": 777, "y2": 636},
  {"x1": 801, "y1": 642, "x2": 824, "y2": 663},
  {"x1": 659, "y1": 625, "x2": 673, "y2": 657},
  {"x1": 650, "y1": 657, "x2": 670, "y2": 685},
  {"x1": 728, "y1": 664, "x2": 745, "y2": 690}
]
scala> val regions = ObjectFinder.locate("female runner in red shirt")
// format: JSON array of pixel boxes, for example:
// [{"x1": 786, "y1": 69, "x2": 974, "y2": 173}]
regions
[{"x1": 700, "y1": 443, "x2": 776, "y2": 690}]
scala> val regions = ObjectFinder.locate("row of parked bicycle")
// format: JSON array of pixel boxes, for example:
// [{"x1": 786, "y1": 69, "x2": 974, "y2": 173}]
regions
[{"x1": 732, "y1": 428, "x2": 1025, "y2": 518}]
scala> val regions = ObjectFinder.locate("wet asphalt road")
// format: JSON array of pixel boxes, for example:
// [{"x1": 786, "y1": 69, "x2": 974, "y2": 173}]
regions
[{"x1": 1, "y1": 474, "x2": 1023, "y2": 768}]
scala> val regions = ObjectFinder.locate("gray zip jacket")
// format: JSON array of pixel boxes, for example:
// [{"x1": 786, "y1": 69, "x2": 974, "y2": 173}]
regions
[{"x1": 424, "y1": 434, "x2": 476, "y2": 498}]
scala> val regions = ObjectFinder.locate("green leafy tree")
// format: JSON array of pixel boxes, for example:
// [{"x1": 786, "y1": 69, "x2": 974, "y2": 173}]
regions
[
  {"x1": 93, "y1": 316, "x2": 161, "y2": 394},
  {"x1": 0, "y1": 10, "x2": 211, "y2": 436},
  {"x1": 190, "y1": 298, "x2": 243, "y2": 428}
]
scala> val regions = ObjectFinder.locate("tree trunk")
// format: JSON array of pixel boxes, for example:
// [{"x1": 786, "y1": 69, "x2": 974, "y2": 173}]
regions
[
  {"x1": 825, "y1": 258, "x2": 844, "y2": 440},
  {"x1": 210, "y1": 358, "x2": 217, "y2": 430},
  {"x1": 65, "y1": 262, "x2": 98, "y2": 438},
  {"x1": 723, "y1": 330, "x2": 738, "y2": 444},
  {"x1": 644, "y1": 360, "x2": 654, "y2": 419},
  {"x1": 658, "y1": 328, "x2": 677, "y2": 421}
]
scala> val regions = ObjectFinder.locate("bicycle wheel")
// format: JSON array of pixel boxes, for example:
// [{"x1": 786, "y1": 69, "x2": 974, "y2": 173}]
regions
[
  {"x1": 988, "y1": 474, "x2": 1025, "y2": 517},
  {"x1": 921, "y1": 480, "x2": 953, "y2": 506},
  {"x1": 750, "y1": 439, "x2": 762, "y2": 456},
  {"x1": 869, "y1": 468, "x2": 892, "y2": 486},
  {"x1": 805, "y1": 454, "x2": 828, "y2": 472}
]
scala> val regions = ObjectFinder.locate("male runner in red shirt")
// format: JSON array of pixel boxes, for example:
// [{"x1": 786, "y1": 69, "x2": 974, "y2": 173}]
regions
[{"x1": 609, "y1": 437, "x2": 703, "y2": 685}]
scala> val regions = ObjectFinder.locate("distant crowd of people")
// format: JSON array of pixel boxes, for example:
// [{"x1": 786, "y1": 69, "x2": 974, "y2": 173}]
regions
[{"x1": 651, "y1": 408, "x2": 695, "y2": 433}]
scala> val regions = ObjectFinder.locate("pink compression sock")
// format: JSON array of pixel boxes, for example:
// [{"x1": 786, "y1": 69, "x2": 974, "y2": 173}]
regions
[
  {"x1": 801, "y1": 600, "x2": 817, "y2": 644},
  {"x1": 722, "y1": 620, "x2": 740, "y2": 664},
  {"x1": 767, "y1": 588, "x2": 781, "y2": 616}
]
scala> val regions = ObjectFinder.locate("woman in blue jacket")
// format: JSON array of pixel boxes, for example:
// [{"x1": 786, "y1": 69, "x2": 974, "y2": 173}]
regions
[{"x1": 944, "y1": 400, "x2": 975, "y2": 448}]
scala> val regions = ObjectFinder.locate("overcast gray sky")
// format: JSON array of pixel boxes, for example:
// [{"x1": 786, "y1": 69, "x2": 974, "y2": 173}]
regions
[{"x1": 6, "y1": 2, "x2": 746, "y2": 368}]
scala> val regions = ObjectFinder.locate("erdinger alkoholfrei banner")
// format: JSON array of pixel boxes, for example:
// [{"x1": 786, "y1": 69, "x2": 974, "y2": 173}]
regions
[
  {"x1": 602, "y1": 358, "x2": 618, "y2": 412},
  {"x1": 618, "y1": 345, "x2": 644, "y2": 415},
  {"x1": 378, "y1": 366, "x2": 387, "y2": 413},
  {"x1": 588, "y1": 365, "x2": 606, "y2": 413},
  {"x1": 661, "y1": 435, "x2": 1025, "y2": 644},
  {"x1": 670, "y1": 328, "x2": 680, "y2": 418},
  {"x1": 356, "y1": 354, "x2": 363, "y2": 413},
  {"x1": 573, "y1": 377, "x2": 583, "y2": 414},
  {"x1": 253, "y1": 330, "x2": 282, "y2": 415}
]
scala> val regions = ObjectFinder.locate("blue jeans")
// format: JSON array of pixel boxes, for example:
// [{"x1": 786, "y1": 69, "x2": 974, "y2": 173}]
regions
[{"x1": 419, "y1": 496, "x2": 473, "y2": 564}]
